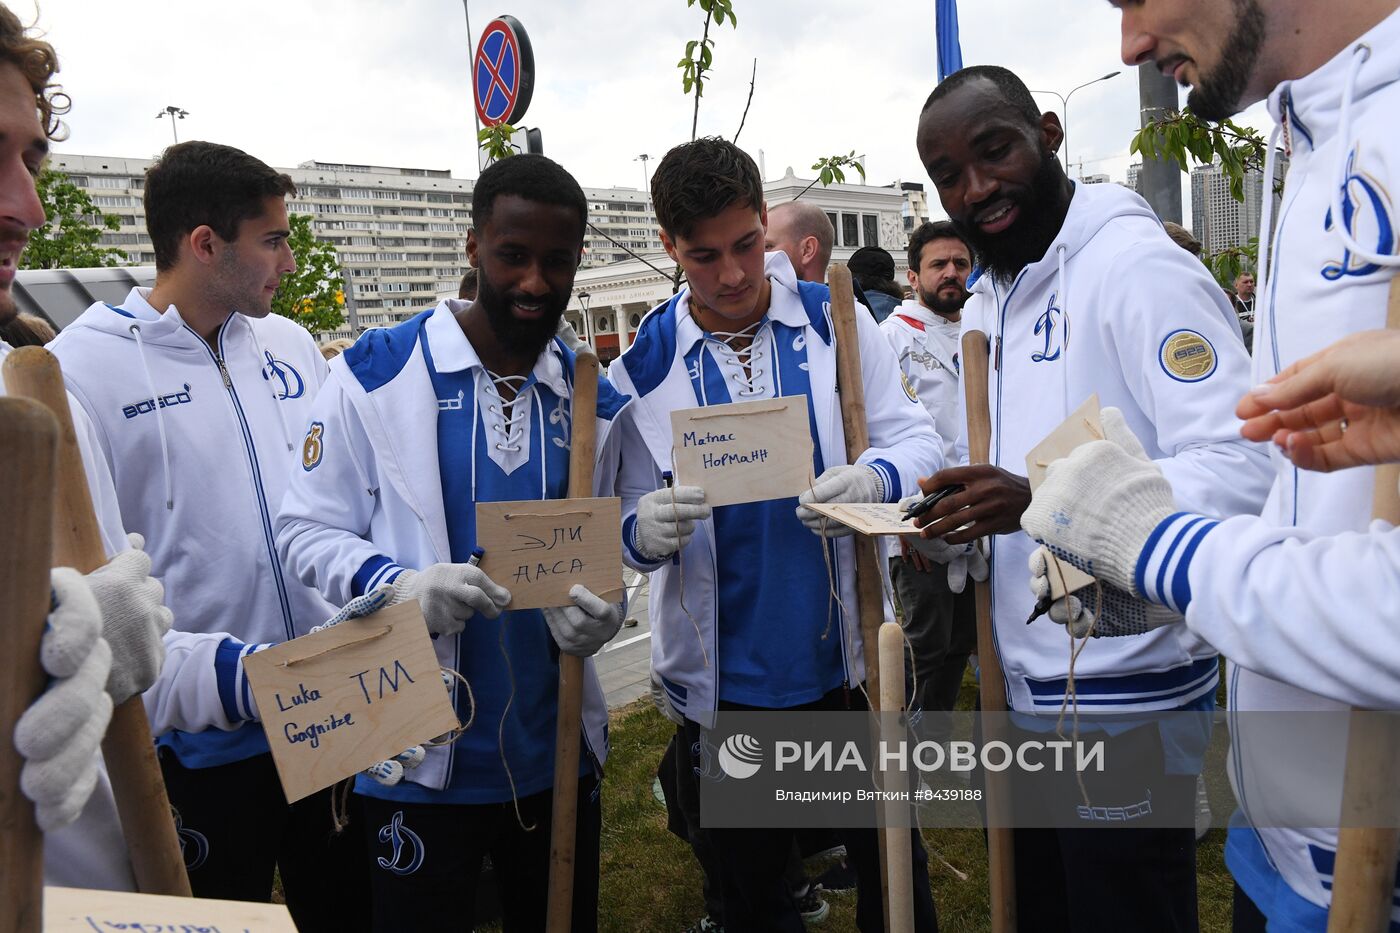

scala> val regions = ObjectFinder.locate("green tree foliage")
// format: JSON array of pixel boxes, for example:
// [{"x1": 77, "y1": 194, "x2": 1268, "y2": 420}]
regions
[
  {"x1": 271, "y1": 212, "x2": 345, "y2": 335},
  {"x1": 1132, "y1": 110, "x2": 1271, "y2": 286},
  {"x1": 678, "y1": 0, "x2": 737, "y2": 139},
  {"x1": 478, "y1": 123, "x2": 518, "y2": 164},
  {"x1": 22, "y1": 168, "x2": 126, "y2": 269},
  {"x1": 1130, "y1": 109, "x2": 1268, "y2": 201}
]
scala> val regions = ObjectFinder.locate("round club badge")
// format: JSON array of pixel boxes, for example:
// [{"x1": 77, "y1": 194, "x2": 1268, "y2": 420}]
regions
[{"x1": 1159, "y1": 329, "x2": 1217, "y2": 382}]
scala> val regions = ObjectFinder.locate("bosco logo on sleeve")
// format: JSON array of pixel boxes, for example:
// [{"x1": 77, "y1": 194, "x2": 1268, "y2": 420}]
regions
[{"x1": 1158, "y1": 329, "x2": 1217, "y2": 383}]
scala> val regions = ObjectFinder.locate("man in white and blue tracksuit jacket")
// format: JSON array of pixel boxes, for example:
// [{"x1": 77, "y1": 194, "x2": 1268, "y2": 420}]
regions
[
  {"x1": 46, "y1": 141, "x2": 361, "y2": 930},
  {"x1": 276, "y1": 153, "x2": 626, "y2": 931},
  {"x1": 610, "y1": 137, "x2": 943, "y2": 933},
  {"x1": 916, "y1": 66, "x2": 1273, "y2": 931},
  {"x1": 1024, "y1": 4, "x2": 1400, "y2": 930}
]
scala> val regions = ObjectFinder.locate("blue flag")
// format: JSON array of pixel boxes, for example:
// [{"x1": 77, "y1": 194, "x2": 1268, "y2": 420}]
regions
[{"x1": 936, "y1": 0, "x2": 964, "y2": 82}]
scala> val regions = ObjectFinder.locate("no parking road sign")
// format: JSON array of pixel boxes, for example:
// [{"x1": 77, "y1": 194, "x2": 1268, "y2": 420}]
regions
[{"x1": 474, "y1": 15, "x2": 535, "y2": 127}]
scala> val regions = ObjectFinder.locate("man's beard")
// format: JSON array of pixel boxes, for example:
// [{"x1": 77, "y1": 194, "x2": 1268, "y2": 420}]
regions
[
  {"x1": 954, "y1": 151, "x2": 1067, "y2": 284},
  {"x1": 1188, "y1": 0, "x2": 1265, "y2": 122},
  {"x1": 919, "y1": 282, "x2": 968, "y2": 316},
  {"x1": 476, "y1": 273, "x2": 566, "y2": 358}
]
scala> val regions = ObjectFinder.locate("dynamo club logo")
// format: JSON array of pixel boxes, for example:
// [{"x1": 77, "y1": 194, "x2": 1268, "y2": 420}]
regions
[
  {"x1": 1031, "y1": 292, "x2": 1066, "y2": 363},
  {"x1": 717, "y1": 733, "x2": 764, "y2": 780},
  {"x1": 376, "y1": 810, "x2": 425, "y2": 876},
  {"x1": 1323, "y1": 148, "x2": 1396, "y2": 281},
  {"x1": 262, "y1": 350, "x2": 305, "y2": 400},
  {"x1": 174, "y1": 812, "x2": 209, "y2": 871}
]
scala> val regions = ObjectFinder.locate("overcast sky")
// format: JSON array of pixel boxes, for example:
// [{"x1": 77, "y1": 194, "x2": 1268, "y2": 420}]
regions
[{"x1": 25, "y1": 0, "x2": 1271, "y2": 219}]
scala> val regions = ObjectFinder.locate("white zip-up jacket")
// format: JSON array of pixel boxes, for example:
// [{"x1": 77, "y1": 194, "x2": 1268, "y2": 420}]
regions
[
  {"x1": 608, "y1": 252, "x2": 942, "y2": 725},
  {"x1": 3, "y1": 338, "x2": 264, "y2": 890},
  {"x1": 966, "y1": 181, "x2": 1272, "y2": 714},
  {"x1": 273, "y1": 303, "x2": 623, "y2": 792},
  {"x1": 1126, "y1": 9, "x2": 1400, "y2": 922},
  {"x1": 49, "y1": 288, "x2": 333, "y2": 768}
]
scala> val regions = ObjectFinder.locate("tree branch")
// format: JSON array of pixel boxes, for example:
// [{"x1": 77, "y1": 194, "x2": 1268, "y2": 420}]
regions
[{"x1": 732, "y1": 58, "x2": 757, "y2": 145}]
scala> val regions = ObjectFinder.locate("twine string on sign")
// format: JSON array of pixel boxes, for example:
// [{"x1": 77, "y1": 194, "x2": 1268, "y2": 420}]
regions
[
  {"x1": 667, "y1": 446, "x2": 711, "y2": 669},
  {"x1": 497, "y1": 616, "x2": 534, "y2": 832},
  {"x1": 1048, "y1": 555, "x2": 1100, "y2": 808}
]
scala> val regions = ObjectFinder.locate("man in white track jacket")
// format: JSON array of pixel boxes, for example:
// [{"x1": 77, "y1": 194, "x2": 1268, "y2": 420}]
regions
[
  {"x1": 914, "y1": 65, "x2": 1273, "y2": 931},
  {"x1": 46, "y1": 141, "x2": 366, "y2": 930},
  {"x1": 276, "y1": 154, "x2": 625, "y2": 931},
  {"x1": 1024, "y1": 2, "x2": 1400, "y2": 929}
]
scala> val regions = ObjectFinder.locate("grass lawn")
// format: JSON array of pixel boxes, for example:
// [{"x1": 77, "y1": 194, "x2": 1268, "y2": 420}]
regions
[{"x1": 592, "y1": 671, "x2": 1235, "y2": 933}]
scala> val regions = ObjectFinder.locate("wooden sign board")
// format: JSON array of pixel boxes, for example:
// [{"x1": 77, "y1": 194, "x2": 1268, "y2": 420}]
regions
[
  {"x1": 804, "y1": 502, "x2": 923, "y2": 537},
  {"x1": 45, "y1": 885, "x2": 297, "y2": 930},
  {"x1": 475, "y1": 497, "x2": 624, "y2": 610},
  {"x1": 1025, "y1": 394, "x2": 1102, "y2": 599},
  {"x1": 670, "y1": 396, "x2": 815, "y2": 507},
  {"x1": 243, "y1": 601, "x2": 459, "y2": 803}
]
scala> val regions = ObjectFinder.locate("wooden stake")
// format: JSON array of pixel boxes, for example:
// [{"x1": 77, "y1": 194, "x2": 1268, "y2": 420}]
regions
[
  {"x1": 0, "y1": 397, "x2": 57, "y2": 933},
  {"x1": 1326, "y1": 278, "x2": 1400, "y2": 933},
  {"x1": 961, "y1": 328, "x2": 1017, "y2": 933},
  {"x1": 546, "y1": 347, "x2": 600, "y2": 933},
  {"x1": 3, "y1": 348, "x2": 191, "y2": 897},
  {"x1": 828, "y1": 262, "x2": 892, "y2": 931},
  {"x1": 880, "y1": 621, "x2": 915, "y2": 933}
]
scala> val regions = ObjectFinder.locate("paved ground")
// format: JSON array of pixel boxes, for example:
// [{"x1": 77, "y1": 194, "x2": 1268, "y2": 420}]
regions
[{"x1": 596, "y1": 568, "x2": 653, "y2": 709}]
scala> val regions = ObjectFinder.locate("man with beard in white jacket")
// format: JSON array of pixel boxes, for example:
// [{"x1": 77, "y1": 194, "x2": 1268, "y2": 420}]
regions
[
  {"x1": 47, "y1": 141, "x2": 366, "y2": 929},
  {"x1": 879, "y1": 220, "x2": 982, "y2": 732},
  {"x1": 912, "y1": 65, "x2": 1272, "y2": 931},
  {"x1": 1022, "y1": 1, "x2": 1400, "y2": 929},
  {"x1": 275, "y1": 153, "x2": 625, "y2": 932}
]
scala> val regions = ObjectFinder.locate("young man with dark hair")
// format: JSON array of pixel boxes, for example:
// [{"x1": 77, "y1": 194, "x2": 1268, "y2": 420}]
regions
[
  {"x1": 912, "y1": 64, "x2": 1272, "y2": 931},
  {"x1": 609, "y1": 136, "x2": 942, "y2": 933},
  {"x1": 880, "y1": 221, "x2": 979, "y2": 735},
  {"x1": 47, "y1": 140, "x2": 364, "y2": 927},
  {"x1": 276, "y1": 153, "x2": 626, "y2": 931},
  {"x1": 1020, "y1": 2, "x2": 1400, "y2": 928}
]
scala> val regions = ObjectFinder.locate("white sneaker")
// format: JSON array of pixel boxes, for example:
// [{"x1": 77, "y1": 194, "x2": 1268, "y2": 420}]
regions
[{"x1": 1194, "y1": 775, "x2": 1212, "y2": 841}]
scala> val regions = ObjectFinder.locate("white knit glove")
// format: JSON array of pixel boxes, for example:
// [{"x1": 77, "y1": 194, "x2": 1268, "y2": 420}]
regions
[
  {"x1": 1020, "y1": 407, "x2": 1175, "y2": 595},
  {"x1": 365, "y1": 746, "x2": 427, "y2": 787},
  {"x1": 17, "y1": 569, "x2": 115, "y2": 831},
  {"x1": 1028, "y1": 546, "x2": 1181, "y2": 638},
  {"x1": 86, "y1": 533, "x2": 174, "y2": 705},
  {"x1": 901, "y1": 496, "x2": 989, "y2": 593},
  {"x1": 796, "y1": 464, "x2": 885, "y2": 537},
  {"x1": 390, "y1": 564, "x2": 511, "y2": 637},
  {"x1": 650, "y1": 675, "x2": 684, "y2": 725},
  {"x1": 544, "y1": 584, "x2": 623, "y2": 657},
  {"x1": 634, "y1": 485, "x2": 710, "y2": 561}
]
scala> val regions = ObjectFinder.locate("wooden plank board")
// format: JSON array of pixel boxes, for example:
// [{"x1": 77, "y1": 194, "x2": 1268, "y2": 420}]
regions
[
  {"x1": 1025, "y1": 394, "x2": 1102, "y2": 599},
  {"x1": 244, "y1": 602, "x2": 459, "y2": 802},
  {"x1": 475, "y1": 497, "x2": 624, "y2": 610},
  {"x1": 44, "y1": 886, "x2": 297, "y2": 930},
  {"x1": 804, "y1": 502, "x2": 923, "y2": 536},
  {"x1": 670, "y1": 396, "x2": 815, "y2": 507}
]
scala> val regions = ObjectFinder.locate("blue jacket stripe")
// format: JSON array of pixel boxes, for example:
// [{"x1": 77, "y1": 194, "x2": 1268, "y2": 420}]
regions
[
  {"x1": 1135, "y1": 512, "x2": 1187, "y2": 598},
  {"x1": 621, "y1": 514, "x2": 665, "y2": 569},
  {"x1": 1169, "y1": 519, "x2": 1219, "y2": 613},
  {"x1": 1152, "y1": 516, "x2": 1208, "y2": 606},
  {"x1": 1026, "y1": 655, "x2": 1217, "y2": 701},
  {"x1": 868, "y1": 458, "x2": 900, "y2": 503},
  {"x1": 353, "y1": 554, "x2": 401, "y2": 597},
  {"x1": 214, "y1": 638, "x2": 248, "y2": 724}
]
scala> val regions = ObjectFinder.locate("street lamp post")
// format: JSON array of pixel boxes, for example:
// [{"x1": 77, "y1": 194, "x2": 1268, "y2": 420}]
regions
[
  {"x1": 1030, "y1": 72, "x2": 1120, "y2": 179},
  {"x1": 635, "y1": 154, "x2": 651, "y2": 195},
  {"x1": 155, "y1": 105, "x2": 188, "y2": 145},
  {"x1": 577, "y1": 291, "x2": 592, "y2": 346}
]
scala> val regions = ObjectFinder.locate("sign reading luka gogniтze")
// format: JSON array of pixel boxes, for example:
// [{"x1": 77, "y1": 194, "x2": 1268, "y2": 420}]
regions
[{"x1": 474, "y1": 15, "x2": 535, "y2": 127}]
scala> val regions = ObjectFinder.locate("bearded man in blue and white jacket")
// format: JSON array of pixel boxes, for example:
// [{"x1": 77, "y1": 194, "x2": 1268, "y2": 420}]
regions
[
  {"x1": 914, "y1": 66, "x2": 1273, "y2": 931},
  {"x1": 609, "y1": 137, "x2": 943, "y2": 933},
  {"x1": 1021, "y1": 2, "x2": 1400, "y2": 930},
  {"x1": 275, "y1": 154, "x2": 625, "y2": 932}
]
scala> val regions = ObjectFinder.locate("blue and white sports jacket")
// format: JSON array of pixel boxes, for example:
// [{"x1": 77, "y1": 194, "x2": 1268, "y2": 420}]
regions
[
  {"x1": 962, "y1": 181, "x2": 1272, "y2": 715},
  {"x1": 50, "y1": 288, "x2": 334, "y2": 769},
  {"x1": 608, "y1": 252, "x2": 942, "y2": 725},
  {"x1": 1125, "y1": 9, "x2": 1400, "y2": 925},
  {"x1": 274, "y1": 300, "x2": 625, "y2": 797}
]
